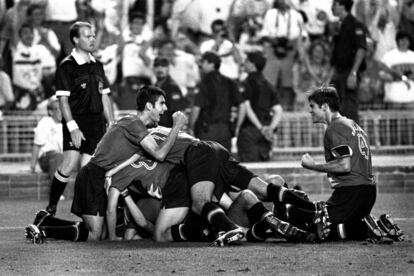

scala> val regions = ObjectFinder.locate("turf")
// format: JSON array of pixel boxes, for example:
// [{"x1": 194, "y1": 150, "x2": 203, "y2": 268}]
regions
[{"x1": 0, "y1": 193, "x2": 413, "y2": 275}]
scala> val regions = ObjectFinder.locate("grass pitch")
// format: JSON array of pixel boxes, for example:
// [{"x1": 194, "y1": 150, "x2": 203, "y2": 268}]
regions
[{"x1": 0, "y1": 193, "x2": 413, "y2": 275}]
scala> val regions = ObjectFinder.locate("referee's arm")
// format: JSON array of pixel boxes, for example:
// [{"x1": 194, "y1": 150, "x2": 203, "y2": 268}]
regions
[{"x1": 59, "y1": 96, "x2": 85, "y2": 148}]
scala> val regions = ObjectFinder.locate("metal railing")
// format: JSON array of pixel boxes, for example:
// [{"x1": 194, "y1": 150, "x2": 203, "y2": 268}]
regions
[{"x1": 1, "y1": 110, "x2": 413, "y2": 156}]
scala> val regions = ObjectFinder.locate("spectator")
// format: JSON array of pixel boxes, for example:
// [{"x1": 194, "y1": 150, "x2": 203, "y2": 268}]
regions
[
  {"x1": 357, "y1": 38, "x2": 385, "y2": 109},
  {"x1": 188, "y1": 52, "x2": 244, "y2": 151},
  {"x1": 237, "y1": 51, "x2": 283, "y2": 162},
  {"x1": 29, "y1": 96, "x2": 62, "y2": 181},
  {"x1": 397, "y1": 0, "x2": 414, "y2": 52},
  {"x1": 200, "y1": 19, "x2": 242, "y2": 80},
  {"x1": 298, "y1": 0, "x2": 335, "y2": 41},
  {"x1": 330, "y1": 0, "x2": 367, "y2": 124},
  {"x1": 153, "y1": 56, "x2": 186, "y2": 127},
  {"x1": 26, "y1": 3, "x2": 59, "y2": 98},
  {"x1": 0, "y1": 58, "x2": 14, "y2": 111},
  {"x1": 380, "y1": 31, "x2": 414, "y2": 109},
  {"x1": 261, "y1": 36, "x2": 279, "y2": 89},
  {"x1": 292, "y1": 40, "x2": 332, "y2": 111},
  {"x1": 44, "y1": 0, "x2": 78, "y2": 56},
  {"x1": 12, "y1": 23, "x2": 55, "y2": 110},
  {"x1": 158, "y1": 38, "x2": 199, "y2": 97},
  {"x1": 238, "y1": 17, "x2": 263, "y2": 53},
  {"x1": 121, "y1": 12, "x2": 154, "y2": 86},
  {"x1": 366, "y1": 0, "x2": 399, "y2": 62},
  {"x1": 174, "y1": 28, "x2": 200, "y2": 56}
]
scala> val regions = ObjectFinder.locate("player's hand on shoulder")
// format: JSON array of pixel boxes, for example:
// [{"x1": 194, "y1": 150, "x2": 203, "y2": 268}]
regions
[
  {"x1": 70, "y1": 129, "x2": 85, "y2": 149},
  {"x1": 172, "y1": 111, "x2": 188, "y2": 129}
]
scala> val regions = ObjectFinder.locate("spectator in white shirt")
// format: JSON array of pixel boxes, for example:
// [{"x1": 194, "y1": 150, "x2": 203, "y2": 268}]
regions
[{"x1": 30, "y1": 96, "x2": 63, "y2": 181}]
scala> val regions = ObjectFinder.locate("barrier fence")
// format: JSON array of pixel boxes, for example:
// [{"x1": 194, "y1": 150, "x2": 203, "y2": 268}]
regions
[{"x1": 1, "y1": 110, "x2": 414, "y2": 157}]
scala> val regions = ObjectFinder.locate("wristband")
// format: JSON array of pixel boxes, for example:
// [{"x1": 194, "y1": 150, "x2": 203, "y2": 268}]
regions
[
  {"x1": 121, "y1": 189, "x2": 130, "y2": 198},
  {"x1": 66, "y1": 120, "x2": 79, "y2": 132},
  {"x1": 402, "y1": 75, "x2": 408, "y2": 82}
]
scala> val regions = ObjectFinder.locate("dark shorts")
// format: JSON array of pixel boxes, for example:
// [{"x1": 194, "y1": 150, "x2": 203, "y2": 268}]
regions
[
  {"x1": 162, "y1": 165, "x2": 191, "y2": 209},
  {"x1": 71, "y1": 162, "x2": 107, "y2": 217},
  {"x1": 63, "y1": 114, "x2": 106, "y2": 154},
  {"x1": 185, "y1": 140, "x2": 255, "y2": 200},
  {"x1": 326, "y1": 185, "x2": 377, "y2": 225}
]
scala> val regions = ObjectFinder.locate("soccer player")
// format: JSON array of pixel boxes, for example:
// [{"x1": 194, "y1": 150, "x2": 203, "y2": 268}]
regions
[
  {"x1": 46, "y1": 21, "x2": 115, "y2": 215},
  {"x1": 105, "y1": 127, "x2": 320, "y2": 244},
  {"x1": 105, "y1": 154, "x2": 315, "y2": 244},
  {"x1": 26, "y1": 86, "x2": 188, "y2": 242},
  {"x1": 275, "y1": 85, "x2": 403, "y2": 242}
]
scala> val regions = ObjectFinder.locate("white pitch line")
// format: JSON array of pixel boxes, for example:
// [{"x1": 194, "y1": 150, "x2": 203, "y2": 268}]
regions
[{"x1": 0, "y1": 218, "x2": 413, "y2": 231}]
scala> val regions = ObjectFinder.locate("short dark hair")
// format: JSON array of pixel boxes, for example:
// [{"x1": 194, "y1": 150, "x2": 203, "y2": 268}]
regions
[
  {"x1": 27, "y1": 4, "x2": 44, "y2": 16},
  {"x1": 18, "y1": 23, "x2": 34, "y2": 37},
  {"x1": 247, "y1": 51, "x2": 266, "y2": 72},
  {"x1": 211, "y1": 19, "x2": 225, "y2": 32},
  {"x1": 308, "y1": 86, "x2": 340, "y2": 112},
  {"x1": 334, "y1": 0, "x2": 354, "y2": 12},
  {"x1": 201, "y1": 51, "x2": 221, "y2": 70},
  {"x1": 396, "y1": 31, "x2": 411, "y2": 44},
  {"x1": 69, "y1": 21, "x2": 93, "y2": 45},
  {"x1": 129, "y1": 12, "x2": 146, "y2": 24},
  {"x1": 153, "y1": 56, "x2": 169, "y2": 67},
  {"x1": 136, "y1": 85, "x2": 166, "y2": 111}
]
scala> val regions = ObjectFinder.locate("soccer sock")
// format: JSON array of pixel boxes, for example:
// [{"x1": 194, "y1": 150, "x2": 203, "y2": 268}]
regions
[
  {"x1": 247, "y1": 202, "x2": 272, "y2": 225},
  {"x1": 326, "y1": 221, "x2": 369, "y2": 241},
  {"x1": 40, "y1": 222, "x2": 88, "y2": 242},
  {"x1": 267, "y1": 184, "x2": 315, "y2": 210},
  {"x1": 171, "y1": 211, "x2": 210, "y2": 242},
  {"x1": 201, "y1": 202, "x2": 238, "y2": 232},
  {"x1": 286, "y1": 206, "x2": 316, "y2": 230},
  {"x1": 48, "y1": 170, "x2": 69, "y2": 207},
  {"x1": 246, "y1": 221, "x2": 267, "y2": 242},
  {"x1": 42, "y1": 216, "x2": 80, "y2": 227}
]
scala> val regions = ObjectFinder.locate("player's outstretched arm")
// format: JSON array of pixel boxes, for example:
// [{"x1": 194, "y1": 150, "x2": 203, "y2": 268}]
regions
[
  {"x1": 301, "y1": 153, "x2": 351, "y2": 174},
  {"x1": 106, "y1": 154, "x2": 141, "y2": 179}
]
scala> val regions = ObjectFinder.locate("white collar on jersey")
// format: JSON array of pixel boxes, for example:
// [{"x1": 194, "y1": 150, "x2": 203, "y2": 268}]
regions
[{"x1": 71, "y1": 49, "x2": 96, "y2": 65}]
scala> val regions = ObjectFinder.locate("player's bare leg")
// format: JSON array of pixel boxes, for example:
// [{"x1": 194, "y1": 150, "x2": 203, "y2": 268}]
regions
[
  {"x1": 154, "y1": 207, "x2": 189, "y2": 242},
  {"x1": 82, "y1": 215, "x2": 105, "y2": 241}
]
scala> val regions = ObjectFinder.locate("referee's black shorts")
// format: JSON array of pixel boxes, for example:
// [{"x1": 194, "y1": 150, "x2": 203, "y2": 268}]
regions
[
  {"x1": 71, "y1": 162, "x2": 107, "y2": 217},
  {"x1": 326, "y1": 185, "x2": 377, "y2": 225},
  {"x1": 63, "y1": 114, "x2": 106, "y2": 155}
]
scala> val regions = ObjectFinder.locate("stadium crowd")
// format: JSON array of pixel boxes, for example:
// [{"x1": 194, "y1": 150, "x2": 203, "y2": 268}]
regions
[{"x1": 1, "y1": 0, "x2": 414, "y2": 114}]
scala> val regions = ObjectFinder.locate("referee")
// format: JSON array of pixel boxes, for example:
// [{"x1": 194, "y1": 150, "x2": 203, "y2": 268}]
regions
[{"x1": 46, "y1": 21, "x2": 115, "y2": 215}]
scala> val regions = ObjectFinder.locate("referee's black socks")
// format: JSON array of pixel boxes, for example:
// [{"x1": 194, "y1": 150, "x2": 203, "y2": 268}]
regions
[
  {"x1": 47, "y1": 170, "x2": 70, "y2": 212},
  {"x1": 267, "y1": 183, "x2": 315, "y2": 210}
]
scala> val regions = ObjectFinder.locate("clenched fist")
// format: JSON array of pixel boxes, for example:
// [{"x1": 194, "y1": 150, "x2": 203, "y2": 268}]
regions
[{"x1": 172, "y1": 111, "x2": 188, "y2": 129}]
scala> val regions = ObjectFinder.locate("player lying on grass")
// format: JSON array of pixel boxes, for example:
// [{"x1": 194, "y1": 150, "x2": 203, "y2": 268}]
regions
[
  {"x1": 272, "y1": 85, "x2": 404, "y2": 242},
  {"x1": 105, "y1": 157, "x2": 316, "y2": 244}
]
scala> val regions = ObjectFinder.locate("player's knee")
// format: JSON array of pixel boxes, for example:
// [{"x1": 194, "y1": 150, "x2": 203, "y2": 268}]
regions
[
  {"x1": 238, "y1": 190, "x2": 257, "y2": 204},
  {"x1": 266, "y1": 174, "x2": 285, "y2": 185},
  {"x1": 153, "y1": 229, "x2": 169, "y2": 242}
]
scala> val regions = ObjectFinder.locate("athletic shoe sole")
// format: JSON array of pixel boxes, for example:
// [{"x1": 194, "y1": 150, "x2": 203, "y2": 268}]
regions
[
  {"x1": 25, "y1": 224, "x2": 46, "y2": 244},
  {"x1": 212, "y1": 228, "x2": 244, "y2": 247},
  {"x1": 378, "y1": 214, "x2": 404, "y2": 241}
]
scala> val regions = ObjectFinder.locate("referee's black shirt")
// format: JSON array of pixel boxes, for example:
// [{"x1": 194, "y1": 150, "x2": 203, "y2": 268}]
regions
[
  {"x1": 55, "y1": 51, "x2": 110, "y2": 115},
  {"x1": 331, "y1": 14, "x2": 367, "y2": 72}
]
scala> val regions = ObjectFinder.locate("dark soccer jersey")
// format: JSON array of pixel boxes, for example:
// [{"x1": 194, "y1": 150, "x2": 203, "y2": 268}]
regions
[
  {"x1": 324, "y1": 117, "x2": 375, "y2": 188},
  {"x1": 111, "y1": 159, "x2": 175, "y2": 199},
  {"x1": 91, "y1": 115, "x2": 149, "y2": 170},
  {"x1": 55, "y1": 55, "x2": 110, "y2": 115},
  {"x1": 149, "y1": 127, "x2": 197, "y2": 164}
]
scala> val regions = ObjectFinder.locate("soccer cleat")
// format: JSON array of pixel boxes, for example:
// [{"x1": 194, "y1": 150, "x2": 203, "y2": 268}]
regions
[
  {"x1": 377, "y1": 214, "x2": 404, "y2": 241},
  {"x1": 32, "y1": 210, "x2": 52, "y2": 226},
  {"x1": 312, "y1": 201, "x2": 331, "y2": 241},
  {"x1": 45, "y1": 205, "x2": 57, "y2": 216},
  {"x1": 212, "y1": 228, "x2": 244, "y2": 247},
  {"x1": 25, "y1": 224, "x2": 46, "y2": 244},
  {"x1": 265, "y1": 214, "x2": 297, "y2": 237}
]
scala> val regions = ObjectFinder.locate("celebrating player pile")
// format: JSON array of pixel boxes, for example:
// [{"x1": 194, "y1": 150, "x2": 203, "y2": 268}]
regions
[{"x1": 26, "y1": 85, "x2": 403, "y2": 245}]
